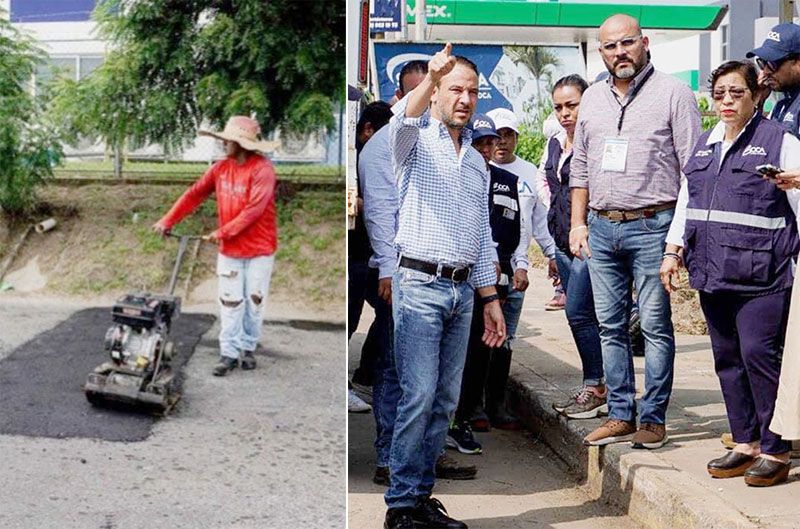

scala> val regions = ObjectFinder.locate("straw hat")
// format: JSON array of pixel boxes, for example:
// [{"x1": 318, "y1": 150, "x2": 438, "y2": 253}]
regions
[{"x1": 199, "y1": 116, "x2": 277, "y2": 153}]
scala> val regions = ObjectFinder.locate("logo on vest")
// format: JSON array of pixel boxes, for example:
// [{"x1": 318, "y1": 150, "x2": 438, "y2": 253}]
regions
[
  {"x1": 742, "y1": 145, "x2": 767, "y2": 157},
  {"x1": 493, "y1": 183, "x2": 510, "y2": 192},
  {"x1": 768, "y1": 31, "x2": 781, "y2": 42},
  {"x1": 785, "y1": 112, "x2": 794, "y2": 122},
  {"x1": 694, "y1": 149, "x2": 713, "y2": 157},
  {"x1": 473, "y1": 120, "x2": 492, "y2": 129}
]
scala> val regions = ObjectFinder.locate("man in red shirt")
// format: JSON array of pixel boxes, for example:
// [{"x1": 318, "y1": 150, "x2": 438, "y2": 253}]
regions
[{"x1": 154, "y1": 116, "x2": 278, "y2": 376}]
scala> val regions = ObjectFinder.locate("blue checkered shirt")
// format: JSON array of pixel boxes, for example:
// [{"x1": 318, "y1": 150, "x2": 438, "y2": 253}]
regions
[{"x1": 390, "y1": 96, "x2": 496, "y2": 289}]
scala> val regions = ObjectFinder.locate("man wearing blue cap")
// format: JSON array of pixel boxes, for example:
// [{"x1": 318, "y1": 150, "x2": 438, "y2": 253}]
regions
[
  {"x1": 748, "y1": 23, "x2": 800, "y2": 136},
  {"x1": 446, "y1": 113, "x2": 534, "y2": 455}
]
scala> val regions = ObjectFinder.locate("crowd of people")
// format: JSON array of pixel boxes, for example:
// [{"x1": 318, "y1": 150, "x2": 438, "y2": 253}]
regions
[{"x1": 349, "y1": 13, "x2": 800, "y2": 529}]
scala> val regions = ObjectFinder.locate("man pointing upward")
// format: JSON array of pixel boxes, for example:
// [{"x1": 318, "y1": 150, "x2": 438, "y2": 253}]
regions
[{"x1": 384, "y1": 43, "x2": 504, "y2": 529}]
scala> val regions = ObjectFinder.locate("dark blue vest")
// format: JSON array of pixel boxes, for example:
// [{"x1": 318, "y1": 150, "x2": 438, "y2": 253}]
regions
[
  {"x1": 682, "y1": 114, "x2": 799, "y2": 295},
  {"x1": 544, "y1": 137, "x2": 572, "y2": 254},
  {"x1": 771, "y1": 89, "x2": 800, "y2": 138},
  {"x1": 489, "y1": 165, "x2": 521, "y2": 276}
]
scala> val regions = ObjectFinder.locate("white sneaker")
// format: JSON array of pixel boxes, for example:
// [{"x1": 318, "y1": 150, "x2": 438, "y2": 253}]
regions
[{"x1": 348, "y1": 390, "x2": 371, "y2": 413}]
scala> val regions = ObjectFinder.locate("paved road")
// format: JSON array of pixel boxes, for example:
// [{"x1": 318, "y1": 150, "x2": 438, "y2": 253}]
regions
[
  {"x1": 0, "y1": 297, "x2": 345, "y2": 529},
  {"x1": 348, "y1": 328, "x2": 636, "y2": 529}
]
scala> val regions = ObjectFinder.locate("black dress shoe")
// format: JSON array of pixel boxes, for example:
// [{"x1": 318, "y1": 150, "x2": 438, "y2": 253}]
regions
[
  {"x1": 384, "y1": 508, "x2": 415, "y2": 529},
  {"x1": 435, "y1": 454, "x2": 477, "y2": 480},
  {"x1": 412, "y1": 497, "x2": 467, "y2": 529},
  {"x1": 373, "y1": 466, "x2": 390, "y2": 486},
  {"x1": 707, "y1": 451, "x2": 755, "y2": 478},
  {"x1": 744, "y1": 457, "x2": 791, "y2": 487}
]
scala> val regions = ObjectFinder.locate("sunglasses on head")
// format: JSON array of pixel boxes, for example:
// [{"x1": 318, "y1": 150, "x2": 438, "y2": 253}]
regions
[
  {"x1": 711, "y1": 86, "x2": 749, "y2": 100},
  {"x1": 756, "y1": 54, "x2": 798, "y2": 72}
]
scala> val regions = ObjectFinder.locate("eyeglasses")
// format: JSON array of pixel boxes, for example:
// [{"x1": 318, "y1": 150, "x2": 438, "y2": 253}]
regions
[
  {"x1": 600, "y1": 35, "x2": 642, "y2": 52},
  {"x1": 756, "y1": 55, "x2": 797, "y2": 72},
  {"x1": 711, "y1": 86, "x2": 749, "y2": 100}
]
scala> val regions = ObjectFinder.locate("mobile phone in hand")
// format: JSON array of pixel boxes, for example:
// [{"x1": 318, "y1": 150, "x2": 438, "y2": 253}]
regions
[{"x1": 756, "y1": 163, "x2": 783, "y2": 183}]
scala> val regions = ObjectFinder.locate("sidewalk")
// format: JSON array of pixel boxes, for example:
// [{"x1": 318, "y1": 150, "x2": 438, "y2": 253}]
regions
[{"x1": 508, "y1": 273, "x2": 800, "y2": 529}]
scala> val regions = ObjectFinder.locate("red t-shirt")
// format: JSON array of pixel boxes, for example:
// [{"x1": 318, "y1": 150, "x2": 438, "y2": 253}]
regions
[{"x1": 159, "y1": 155, "x2": 278, "y2": 258}]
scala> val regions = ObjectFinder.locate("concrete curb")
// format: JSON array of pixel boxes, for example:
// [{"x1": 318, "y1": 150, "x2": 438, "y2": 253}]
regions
[{"x1": 506, "y1": 363, "x2": 762, "y2": 529}]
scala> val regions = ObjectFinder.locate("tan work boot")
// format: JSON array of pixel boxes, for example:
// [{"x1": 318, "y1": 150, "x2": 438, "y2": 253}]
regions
[
  {"x1": 632, "y1": 422, "x2": 668, "y2": 449},
  {"x1": 583, "y1": 419, "x2": 636, "y2": 446}
]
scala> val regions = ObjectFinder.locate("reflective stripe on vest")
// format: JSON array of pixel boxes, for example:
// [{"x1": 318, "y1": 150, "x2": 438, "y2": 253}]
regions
[
  {"x1": 684, "y1": 208, "x2": 787, "y2": 230},
  {"x1": 493, "y1": 193, "x2": 518, "y2": 211}
]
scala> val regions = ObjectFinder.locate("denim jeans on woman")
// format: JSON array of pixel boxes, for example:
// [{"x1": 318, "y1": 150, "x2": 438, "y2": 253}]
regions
[
  {"x1": 554, "y1": 249, "x2": 603, "y2": 385},
  {"x1": 217, "y1": 253, "x2": 275, "y2": 359},
  {"x1": 385, "y1": 268, "x2": 474, "y2": 509},
  {"x1": 586, "y1": 209, "x2": 676, "y2": 424}
]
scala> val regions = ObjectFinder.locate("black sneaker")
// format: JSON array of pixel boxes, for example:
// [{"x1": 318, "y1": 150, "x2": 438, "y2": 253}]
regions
[
  {"x1": 412, "y1": 496, "x2": 467, "y2": 529},
  {"x1": 435, "y1": 453, "x2": 477, "y2": 480},
  {"x1": 212, "y1": 356, "x2": 238, "y2": 376},
  {"x1": 384, "y1": 508, "x2": 415, "y2": 529},
  {"x1": 241, "y1": 350, "x2": 257, "y2": 370},
  {"x1": 446, "y1": 422, "x2": 482, "y2": 454},
  {"x1": 373, "y1": 466, "x2": 390, "y2": 486}
]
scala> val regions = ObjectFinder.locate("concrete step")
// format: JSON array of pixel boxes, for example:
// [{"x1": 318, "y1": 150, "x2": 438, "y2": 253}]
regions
[{"x1": 505, "y1": 276, "x2": 800, "y2": 529}]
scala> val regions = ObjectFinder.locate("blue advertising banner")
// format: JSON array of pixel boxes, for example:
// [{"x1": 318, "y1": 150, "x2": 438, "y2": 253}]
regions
[
  {"x1": 10, "y1": 0, "x2": 96, "y2": 23},
  {"x1": 373, "y1": 42, "x2": 585, "y2": 121},
  {"x1": 370, "y1": 0, "x2": 401, "y2": 33}
]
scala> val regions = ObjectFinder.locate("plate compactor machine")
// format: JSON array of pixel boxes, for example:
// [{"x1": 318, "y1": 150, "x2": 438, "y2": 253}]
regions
[{"x1": 84, "y1": 234, "x2": 201, "y2": 414}]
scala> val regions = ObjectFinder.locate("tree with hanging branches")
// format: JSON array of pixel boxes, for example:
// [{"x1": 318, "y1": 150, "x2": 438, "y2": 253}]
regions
[{"x1": 49, "y1": 0, "x2": 345, "y2": 155}]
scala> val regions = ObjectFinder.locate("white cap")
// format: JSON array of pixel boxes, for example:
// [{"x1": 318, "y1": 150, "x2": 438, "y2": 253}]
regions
[{"x1": 486, "y1": 108, "x2": 519, "y2": 134}]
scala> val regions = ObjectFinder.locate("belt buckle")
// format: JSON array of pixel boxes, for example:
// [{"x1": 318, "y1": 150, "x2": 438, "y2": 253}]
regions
[{"x1": 607, "y1": 210, "x2": 624, "y2": 222}]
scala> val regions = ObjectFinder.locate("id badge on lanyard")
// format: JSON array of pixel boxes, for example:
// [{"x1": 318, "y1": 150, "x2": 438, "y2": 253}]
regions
[
  {"x1": 601, "y1": 67, "x2": 654, "y2": 174},
  {"x1": 601, "y1": 137, "x2": 629, "y2": 172}
]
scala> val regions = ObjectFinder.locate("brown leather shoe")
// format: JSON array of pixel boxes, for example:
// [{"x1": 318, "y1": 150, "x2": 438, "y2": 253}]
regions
[
  {"x1": 631, "y1": 423, "x2": 668, "y2": 449},
  {"x1": 435, "y1": 454, "x2": 477, "y2": 480},
  {"x1": 744, "y1": 457, "x2": 791, "y2": 487},
  {"x1": 707, "y1": 451, "x2": 756, "y2": 478},
  {"x1": 583, "y1": 419, "x2": 636, "y2": 446}
]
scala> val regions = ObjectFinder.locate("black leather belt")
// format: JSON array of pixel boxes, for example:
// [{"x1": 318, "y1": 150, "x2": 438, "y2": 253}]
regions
[
  {"x1": 399, "y1": 256, "x2": 472, "y2": 282},
  {"x1": 595, "y1": 201, "x2": 676, "y2": 222}
]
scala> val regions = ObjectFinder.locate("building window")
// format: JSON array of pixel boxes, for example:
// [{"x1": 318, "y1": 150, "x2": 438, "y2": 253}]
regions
[
  {"x1": 721, "y1": 25, "x2": 729, "y2": 61},
  {"x1": 34, "y1": 55, "x2": 104, "y2": 95}
]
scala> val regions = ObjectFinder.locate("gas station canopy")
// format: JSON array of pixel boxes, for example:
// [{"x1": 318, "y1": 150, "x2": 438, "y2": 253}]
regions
[{"x1": 405, "y1": 1, "x2": 729, "y2": 44}]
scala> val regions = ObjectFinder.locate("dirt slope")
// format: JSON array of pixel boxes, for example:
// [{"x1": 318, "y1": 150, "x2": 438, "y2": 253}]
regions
[{"x1": 0, "y1": 184, "x2": 344, "y2": 319}]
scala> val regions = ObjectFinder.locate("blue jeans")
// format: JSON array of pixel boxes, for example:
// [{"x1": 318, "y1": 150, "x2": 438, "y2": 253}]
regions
[
  {"x1": 555, "y1": 249, "x2": 604, "y2": 385},
  {"x1": 365, "y1": 274, "x2": 399, "y2": 468},
  {"x1": 386, "y1": 268, "x2": 474, "y2": 508},
  {"x1": 587, "y1": 209, "x2": 676, "y2": 424},
  {"x1": 502, "y1": 286, "x2": 525, "y2": 346}
]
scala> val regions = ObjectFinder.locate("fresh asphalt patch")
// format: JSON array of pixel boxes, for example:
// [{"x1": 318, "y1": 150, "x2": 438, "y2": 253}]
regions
[{"x1": 0, "y1": 308, "x2": 215, "y2": 442}]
